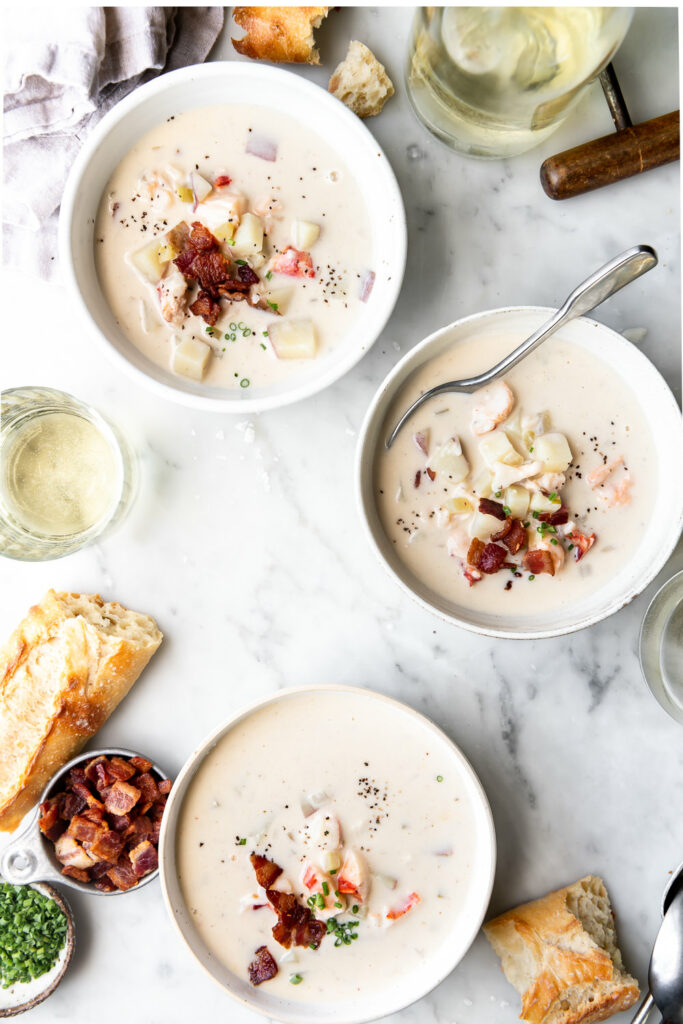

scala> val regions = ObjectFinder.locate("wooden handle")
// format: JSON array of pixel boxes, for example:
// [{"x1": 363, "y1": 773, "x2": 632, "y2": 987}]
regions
[{"x1": 541, "y1": 110, "x2": 680, "y2": 200}]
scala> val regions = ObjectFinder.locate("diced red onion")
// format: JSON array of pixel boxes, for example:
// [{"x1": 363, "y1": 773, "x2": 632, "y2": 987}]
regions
[
  {"x1": 413, "y1": 431, "x2": 429, "y2": 456},
  {"x1": 246, "y1": 135, "x2": 278, "y2": 162},
  {"x1": 360, "y1": 270, "x2": 375, "y2": 303}
]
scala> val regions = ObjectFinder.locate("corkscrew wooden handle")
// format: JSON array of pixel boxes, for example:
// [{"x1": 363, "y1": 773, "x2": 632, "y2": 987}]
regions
[{"x1": 540, "y1": 110, "x2": 680, "y2": 200}]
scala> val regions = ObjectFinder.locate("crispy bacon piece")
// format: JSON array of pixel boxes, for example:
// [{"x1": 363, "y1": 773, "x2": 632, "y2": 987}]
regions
[
  {"x1": 129, "y1": 840, "x2": 159, "y2": 878},
  {"x1": 123, "y1": 814, "x2": 153, "y2": 843},
  {"x1": 110, "y1": 812, "x2": 132, "y2": 832},
  {"x1": 250, "y1": 853, "x2": 283, "y2": 890},
  {"x1": 104, "y1": 781, "x2": 141, "y2": 816},
  {"x1": 538, "y1": 505, "x2": 569, "y2": 526},
  {"x1": 107, "y1": 854, "x2": 138, "y2": 891},
  {"x1": 467, "y1": 537, "x2": 485, "y2": 568},
  {"x1": 94, "y1": 877, "x2": 117, "y2": 893},
  {"x1": 189, "y1": 289, "x2": 221, "y2": 325},
  {"x1": 414, "y1": 470, "x2": 421, "y2": 488},
  {"x1": 523, "y1": 549, "x2": 555, "y2": 576},
  {"x1": 61, "y1": 791, "x2": 86, "y2": 820},
  {"x1": 567, "y1": 529, "x2": 596, "y2": 561},
  {"x1": 266, "y1": 889, "x2": 326, "y2": 950},
  {"x1": 158, "y1": 779, "x2": 172, "y2": 796},
  {"x1": 84, "y1": 756, "x2": 108, "y2": 786},
  {"x1": 66, "y1": 814, "x2": 104, "y2": 844},
  {"x1": 479, "y1": 543, "x2": 508, "y2": 574},
  {"x1": 503, "y1": 519, "x2": 527, "y2": 555},
  {"x1": 237, "y1": 263, "x2": 260, "y2": 286},
  {"x1": 248, "y1": 946, "x2": 278, "y2": 986},
  {"x1": 109, "y1": 756, "x2": 137, "y2": 781},
  {"x1": 271, "y1": 245, "x2": 315, "y2": 279},
  {"x1": 90, "y1": 860, "x2": 114, "y2": 880},
  {"x1": 491, "y1": 518, "x2": 512, "y2": 542},
  {"x1": 426, "y1": 467, "x2": 436, "y2": 482},
  {"x1": 478, "y1": 498, "x2": 507, "y2": 521},
  {"x1": 71, "y1": 780, "x2": 103, "y2": 809},
  {"x1": 81, "y1": 805, "x2": 105, "y2": 825},
  {"x1": 128, "y1": 756, "x2": 153, "y2": 773},
  {"x1": 88, "y1": 828, "x2": 124, "y2": 864},
  {"x1": 135, "y1": 772, "x2": 160, "y2": 807},
  {"x1": 68, "y1": 767, "x2": 87, "y2": 788},
  {"x1": 215, "y1": 174, "x2": 233, "y2": 187},
  {"x1": 39, "y1": 798, "x2": 66, "y2": 841},
  {"x1": 62, "y1": 865, "x2": 91, "y2": 883}
]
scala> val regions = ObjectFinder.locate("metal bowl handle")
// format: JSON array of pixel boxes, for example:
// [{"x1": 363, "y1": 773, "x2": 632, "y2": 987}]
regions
[{"x1": 0, "y1": 808, "x2": 62, "y2": 886}]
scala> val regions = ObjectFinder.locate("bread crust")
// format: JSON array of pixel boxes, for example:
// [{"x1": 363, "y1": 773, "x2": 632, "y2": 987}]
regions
[
  {"x1": 232, "y1": 7, "x2": 329, "y2": 64},
  {"x1": 0, "y1": 591, "x2": 162, "y2": 831},
  {"x1": 484, "y1": 876, "x2": 639, "y2": 1024}
]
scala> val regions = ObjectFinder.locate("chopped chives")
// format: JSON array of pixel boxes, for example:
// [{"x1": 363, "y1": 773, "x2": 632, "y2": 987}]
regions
[
  {"x1": 322, "y1": 882, "x2": 329, "y2": 896},
  {"x1": 436, "y1": 775, "x2": 444, "y2": 782},
  {"x1": 290, "y1": 973, "x2": 303, "y2": 985}
]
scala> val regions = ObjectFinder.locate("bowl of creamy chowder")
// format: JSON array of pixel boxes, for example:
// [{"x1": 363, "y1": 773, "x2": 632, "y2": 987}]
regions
[
  {"x1": 358, "y1": 307, "x2": 683, "y2": 639},
  {"x1": 159, "y1": 686, "x2": 496, "y2": 1023},
  {"x1": 60, "y1": 63, "x2": 406, "y2": 412}
]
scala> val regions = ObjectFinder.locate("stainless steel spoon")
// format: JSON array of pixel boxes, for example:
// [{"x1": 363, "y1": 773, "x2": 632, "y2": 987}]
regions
[
  {"x1": 631, "y1": 860, "x2": 683, "y2": 1024},
  {"x1": 385, "y1": 244, "x2": 657, "y2": 449}
]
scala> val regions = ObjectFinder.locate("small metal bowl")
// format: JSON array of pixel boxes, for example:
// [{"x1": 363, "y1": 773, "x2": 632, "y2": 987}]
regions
[
  {"x1": 0, "y1": 748, "x2": 169, "y2": 896},
  {"x1": 0, "y1": 882, "x2": 75, "y2": 1017}
]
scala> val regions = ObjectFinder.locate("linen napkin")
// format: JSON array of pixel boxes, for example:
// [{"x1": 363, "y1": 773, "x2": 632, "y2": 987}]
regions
[{"x1": 3, "y1": 6, "x2": 225, "y2": 281}]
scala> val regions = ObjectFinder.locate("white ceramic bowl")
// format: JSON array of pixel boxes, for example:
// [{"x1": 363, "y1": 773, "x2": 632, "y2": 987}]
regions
[
  {"x1": 59, "y1": 63, "x2": 406, "y2": 413},
  {"x1": 159, "y1": 685, "x2": 496, "y2": 1023},
  {"x1": 357, "y1": 307, "x2": 683, "y2": 639}
]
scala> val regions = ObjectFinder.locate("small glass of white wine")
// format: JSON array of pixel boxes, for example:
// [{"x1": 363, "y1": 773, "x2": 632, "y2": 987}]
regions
[
  {"x1": 0, "y1": 388, "x2": 136, "y2": 561},
  {"x1": 639, "y1": 569, "x2": 683, "y2": 726}
]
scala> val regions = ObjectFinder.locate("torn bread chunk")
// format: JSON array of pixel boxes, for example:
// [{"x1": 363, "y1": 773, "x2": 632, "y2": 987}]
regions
[
  {"x1": 328, "y1": 40, "x2": 395, "y2": 118},
  {"x1": 232, "y1": 7, "x2": 329, "y2": 64},
  {"x1": 484, "y1": 875, "x2": 640, "y2": 1024}
]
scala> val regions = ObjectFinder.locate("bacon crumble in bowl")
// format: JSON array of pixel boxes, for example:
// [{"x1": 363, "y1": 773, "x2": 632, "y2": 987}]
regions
[
  {"x1": 357, "y1": 307, "x2": 683, "y2": 639},
  {"x1": 0, "y1": 749, "x2": 171, "y2": 896},
  {"x1": 59, "y1": 63, "x2": 406, "y2": 413}
]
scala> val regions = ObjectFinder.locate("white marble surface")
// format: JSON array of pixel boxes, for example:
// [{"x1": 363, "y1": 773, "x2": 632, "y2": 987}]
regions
[{"x1": 2, "y1": 7, "x2": 682, "y2": 1023}]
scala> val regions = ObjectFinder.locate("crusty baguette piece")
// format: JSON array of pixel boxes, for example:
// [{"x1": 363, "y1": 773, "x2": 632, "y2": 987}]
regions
[
  {"x1": 484, "y1": 875, "x2": 639, "y2": 1024},
  {"x1": 232, "y1": 7, "x2": 329, "y2": 64},
  {"x1": 328, "y1": 40, "x2": 395, "y2": 118},
  {"x1": 0, "y1": 591, "x2": 162, "y2": 831}
]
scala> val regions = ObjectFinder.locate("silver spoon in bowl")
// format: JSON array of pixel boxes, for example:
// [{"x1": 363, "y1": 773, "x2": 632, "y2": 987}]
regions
[
  {"x1": 385, "y1": 244, "x2": 657, "y2": 449},
  {"x1": 631, "y1": 859, "x2": 683, "y2": 1024}
]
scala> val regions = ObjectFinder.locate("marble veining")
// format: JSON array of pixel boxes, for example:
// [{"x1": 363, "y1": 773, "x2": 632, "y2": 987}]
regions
[{"x1": 1, "y1": 7, "x2": 681, "y2": 1024}]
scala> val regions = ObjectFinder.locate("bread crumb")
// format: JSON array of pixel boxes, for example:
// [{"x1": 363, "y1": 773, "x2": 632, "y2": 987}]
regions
[{"x1": 328, "y1": 41, "x2": 395, "y2": 118}]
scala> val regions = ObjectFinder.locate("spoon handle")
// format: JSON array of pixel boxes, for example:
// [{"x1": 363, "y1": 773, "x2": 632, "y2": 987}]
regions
[
  {"x1": 451, "y1": 244, "x2": 658, "y2": 393},
  {"x1": 385, "y1": 245, "x2": 657, "y2": 448},
  {"x1": 630, "y1": 991, "x2": 655, "y2": 1024}
]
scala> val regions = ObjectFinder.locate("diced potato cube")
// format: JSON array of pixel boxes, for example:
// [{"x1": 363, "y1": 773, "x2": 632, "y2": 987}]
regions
[
  {"x1": 233, "y1": 212, "x2": 264, "y2": 255},
  {"x1": 191, "y1": 171, "x2": 213, "y2": 202},
  {"x1": 479, "y1": 430, "x2": 522, "y2": 469},
  {"x1": 157, "y1": 241, "x2": 178, "y2": 264},
  {"x1": 176, "y1": 186, "x2": 194, "y2": 203},
  {"x1": 263, "y1": 287, "x2": 293, "y2": 314},
  {"x1": 445, "y1": 495, "x2": 474, "y2": 515},
  {"x1": 468, "y1": 511, "x2": 499, "y2": 541},
  {"x1": 470, "y1": 469, "x2": 493, "y2": 498},
  {"x1": 504, "y1": 485, "x2": 530, "y2": 520},
  {"x1": 322, "y1": 851, "x2": 341, "y2": 873},
  {"x1": 269, "y1": 319, "x2": 316, "y2": 359},
  {"x1": 213, "y1": 221, "x2": 235, "y2": 243},
  {"x1": 291, "y1": 220, "x2": 320, "y2": 249},
  {"x1": 429, "y1": 437, "x2": 469, "y2": 483},
  {"x1": 534, "y1": 432, "x2": 572, "y2": 472},
  {"x1": 530, "y1": 491, "x2": 560, "y2": 513},
  {"x1": 129, "y1": 239, "x2": 164, "y2": 283},
  {"x1": 171, "y1": 337, "x2": 211, "y2": 381}
]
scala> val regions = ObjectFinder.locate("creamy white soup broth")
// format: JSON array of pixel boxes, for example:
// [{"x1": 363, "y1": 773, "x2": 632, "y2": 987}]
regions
[
  {"x1": 95, "y1": 104, "x2": 374, "y2": 390},
  {"x1": 176, "y1": 691, "x2": 488, "y2": 1002},
  {"x1": 375, "y1": 331, "x2": 656, "y2": 618}
]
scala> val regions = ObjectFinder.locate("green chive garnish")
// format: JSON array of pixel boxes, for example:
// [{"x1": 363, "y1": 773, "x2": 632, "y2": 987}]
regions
[
  {"x1": 266, "y1": 270, "x2": 273, "y2": 280},
  {"x1": 290, "y1": 974, "x2": 303, "y2": 985},
  {"x1": 528, "y1": 574, "x2": 535, "y2": 581},
  {"x1": 436, "y1": 775, "x2": 444, "y2": 782},
  {"x1": 240, "y1": 378, "x2": 250, "y2": 388},
  {"x1": 322, "y1": 882, "x2": 329, "y2": 896},
  {"x1": 235, "y1": 259, "x2": 247, "y2": 266}
]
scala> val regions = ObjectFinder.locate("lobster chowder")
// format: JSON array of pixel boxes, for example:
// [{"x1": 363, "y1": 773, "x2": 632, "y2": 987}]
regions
[
  {"x1": 95, "y1": 104, "x2": 374, "y2": 390},
  {"x1": 375, "y1": 330, "x2": 656, "y2": 617},
  {"x1": 175, "y1": 690, "x2": 490, "y2": 1002}
]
